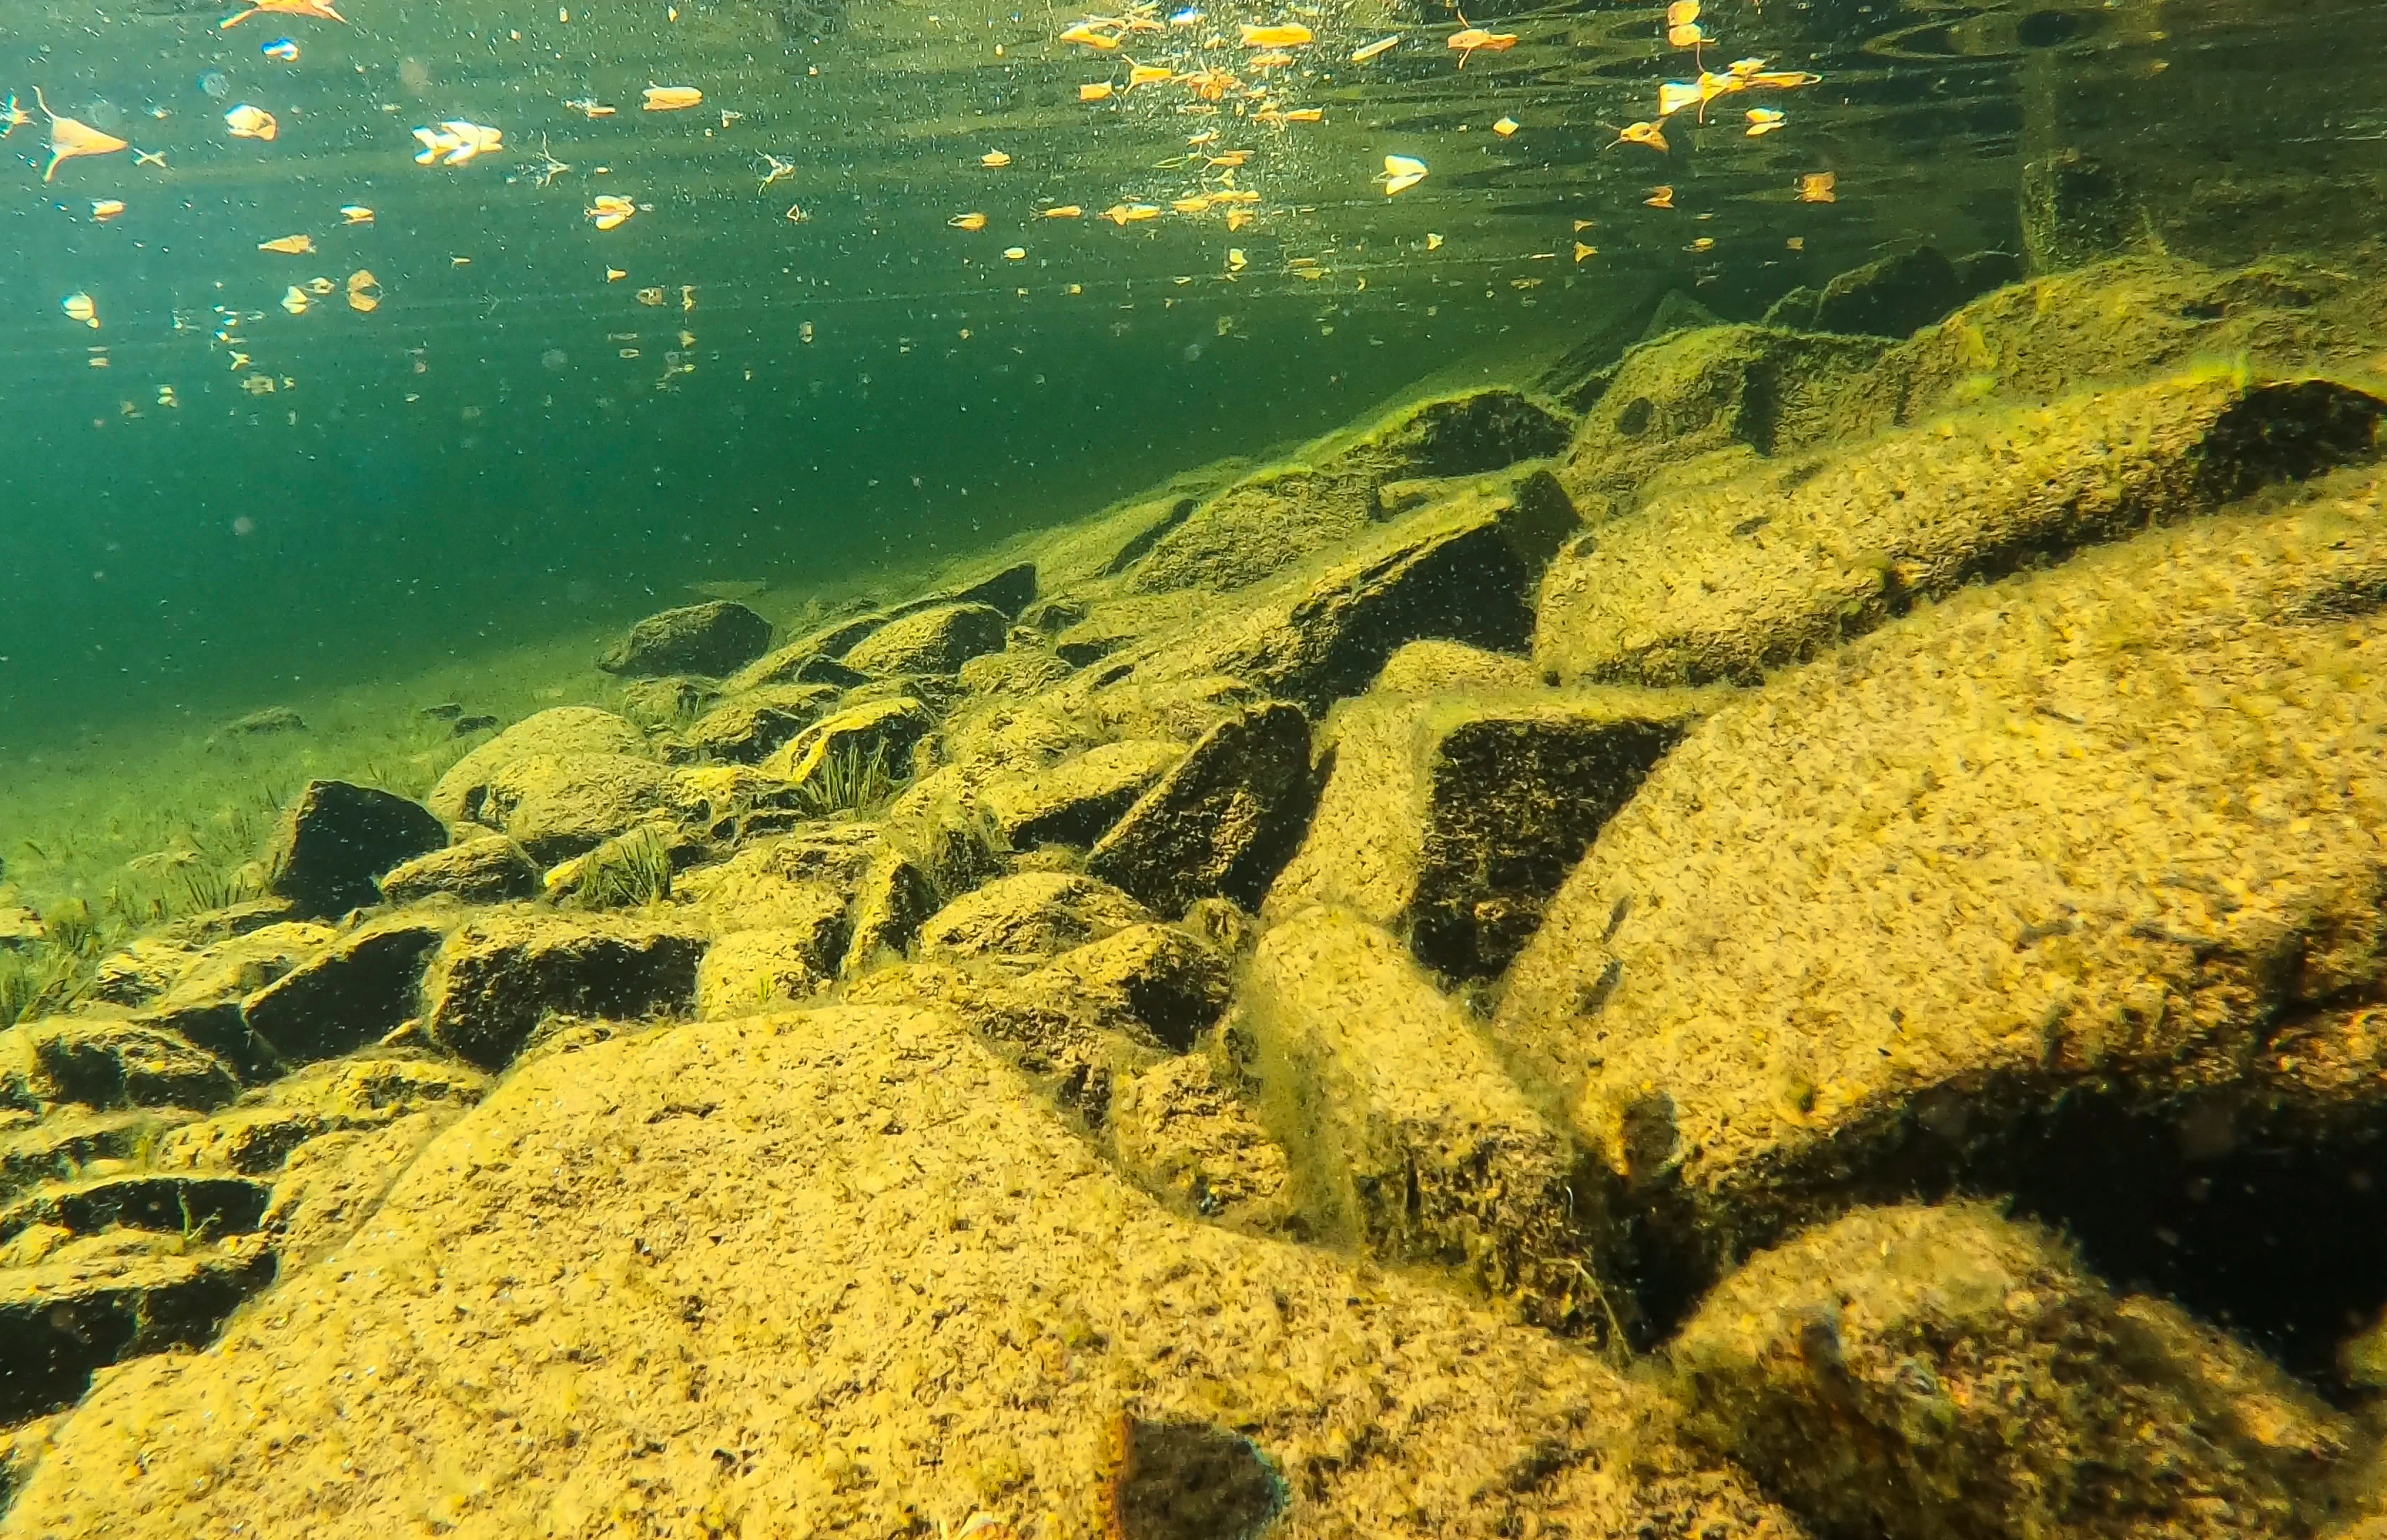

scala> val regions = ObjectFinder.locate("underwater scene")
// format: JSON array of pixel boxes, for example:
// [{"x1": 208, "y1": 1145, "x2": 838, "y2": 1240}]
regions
[{"x1": 6, "y1": 0, "x2": 2387, "y2": 1529}]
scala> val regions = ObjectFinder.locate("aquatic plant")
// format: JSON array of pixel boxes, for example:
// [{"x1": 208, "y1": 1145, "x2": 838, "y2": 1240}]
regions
[
  {"x1": 569, "y1": 824, "x2": 676, "y2": 910},
  {"x1": 794, "y1": 744, "x2": 910, "y2": 821}
]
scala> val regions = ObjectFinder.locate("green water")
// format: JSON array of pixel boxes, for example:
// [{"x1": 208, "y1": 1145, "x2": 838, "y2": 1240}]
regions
[{"x1": 6, "y1": 0, "x2": 2355, "y2": 742}]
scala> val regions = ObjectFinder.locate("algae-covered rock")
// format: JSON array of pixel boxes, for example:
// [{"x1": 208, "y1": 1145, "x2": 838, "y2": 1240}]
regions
[
  {"x1": 915, "y1": 870, "x2": 1152, "y2": 971},
  {"x1": 1126, "y1": 389, "x2": 1573, "y2": 595},
  {"x1": 473, "y1": 752, "x2": 674, "y2": 862},
  {"x1": 1108, "y1": 1052, "x2": 1294, "y2": 1232},
  {"x1": 254, "y1": 1109, "x2": 452, "y2": 1268},
  {"x1": 1242, "y1": 912, "x2": 1626, "y2": 1342},
  {"x1": 1018, "y1": 922, "x2": 1232, "y2": 1054},
  {"x1": 1539, "y1": 372, "x2": 2387, "y2": 687},
  {"x1": 376, "y1": 833, "x2": 538, "y2": 905},
  {"x1": 1266, "y1": 683, "x2": 1713, "y2": 977},
  {"x1": 426, "y1": 707, "x2": 647, "y2": 825},
  {"x1": 423, "y1": 911, "x2": 706, "y2": 1069},
  {"x1": 1494, "y1": 466, "x2": 2387, "y2": 1304},
  {"x1": 1556, "y1": 325, "x2": 1889, "y2": 513},
  {"x1": 0, "y1": 1172, "x2": 272, "y2": 1246},
  {"x1": 757, "y1": 696, "x2": 934, "y2": 789},
  {"x1": 675, "y1": 684, "x2": 840, "y2": 764},
  {"x1": 0, "y1": 1232, "x2": 276, "y2": 1424},
  {"x1": 695, "y1": 926, "x2": 842, "y2": 1016},
  {"x1": 1087, "y1": 703, "x2": 1315, "y2": 916},
  {"x1": 150, "y1": 1054, "x2": 488, "y2": 1176},
  {"x1": 979, "y1": 738, "x2": 1186, "y2": 850},
  {"x1": 0, "y1": 1107, "x2": 193, "y2": 1201},
  {"x1": 615, "y1": 674, "x2": 718, "y2": 732},
  {"x1": 1761, "y1": 246, "x2": 1971, "y2": 340},
  {"x1": 264, "y1": 779, "x2": 448, "y2": 919},
  {"x1": 0, "y1": 1017, "x2": 238, "y2": 1113},
  {"x1": 0, "y1": 1005, "x2": 1810, "y2": 1540},
  {"x1": 596, "y1": 600, "x2": 774, "y2": 677},
  {"x1": 842, "y1": 601, "x2": 1009, "y2": 677},
  {"x1": 1116, "y1": 476, "x2": 1579, "y2": 715},
  {"x1": 238, "y1": 915, "x2": 448, "y2": 1064},
  {"x1": 839, "y1": 850, "x2": 938, "y2": 975},
  {"x1": 1670, "y1": 1203, "x2": 2349, "y2": 1540}
]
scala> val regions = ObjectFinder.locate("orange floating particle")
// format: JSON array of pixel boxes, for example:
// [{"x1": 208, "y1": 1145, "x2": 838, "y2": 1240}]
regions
[
  {"x1": 642, "y1": 86, "x2": 703, "y2": 111},
  {"x1": 34, "y1": 88, "x2": 129, "y2": 181},
  {"x1": 948, "y1": 211, "x2": 990, "y2": 230},
  {"x1": 258, "y1": 233, "x2": 317, "y2": 254},
  {"x1": 1797, "y1": 170, "x2": 1837, "y2": 202},
  {"x1": 1644, "y1": 185, "x2": 1674, "y2": 208},
  {"x1": 1079, "y1": 81, "x2": 1116, "y2": 101}
]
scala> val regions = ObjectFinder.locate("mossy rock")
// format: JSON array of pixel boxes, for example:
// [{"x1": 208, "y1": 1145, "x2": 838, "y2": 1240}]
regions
[{"x1": 1494, "y1": 466, "x2": 2387, "y2": 1322}]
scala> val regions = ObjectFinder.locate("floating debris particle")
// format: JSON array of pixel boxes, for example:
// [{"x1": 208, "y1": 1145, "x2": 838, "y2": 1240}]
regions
[
  {"x1": 61, "y1": 291, "x2": 99, "y2": 328},
  {"x1": 1238, "y1": 22, "x2": 1311, "y2": 46},
  {"x1": 1079, "y1": 82, "x2": 1116, "y2": 101},
  {"x1": 1042, "y1": 205, "x2": 1084, "y2": 217},
  {"x1": 90, "y1": 198, "x2": 125, "y2": 221},
  {"x1": 1351, "y1": 34, "x2": 1400, "y2": 62},
  {"x1": 980, "y1": 150, "x2": 1012, "y2": 167},
  {"x1": 1002, "y1": 245, "x2": 1026, "y2": 260},
  {"x1": 280, "y1": 284, "x2": 309, "y2": 314},
  {"x1": 225, "y1": 102, "x2": 279, "y2": 140},
  {"x1": 220, "y1": 0, "x2": 344, "y2": 28},
  {"x1": 339, "y1": 203, "x2": 374, "y2": 223},
  {"x1": 1797, "y1": 170, "x2": 1837, "y2": 202},
  {"x1": 261, "y1": 37, "x2": 299, "y2": 61},
  {"x1": 587, "y1": 193, "x2": 639, "y2": 229},
  {"x1": 1611, "y1": 121, "x2": 1668, "y2": 153},
  {"x1": 565, "y1": 98, "x2": 617, "y2": 118},
  {"x1": 643, "y1": 86, "x2": 703, "y2": 111},
  {"x1": 37, "y1": 88, "x2": 130, "y2": 180},
  {"x1": 1492, "y1": 115, "x2": 1519, "y2": 136},
  {"x1": 258, "y1": 233, "x2": 315, "y2": 253},
  {"x1": 1746, "y1": 107, "x2": 1785, "y2": 135},
  {"x1": 346, "y1": 268, "x2": 380, "y2": 310},
  {"x1": 1645, "y1": 185, "x2": 1674, "y2": 208},
  {"x1": 1377, "y1": 153, "x2": 1427, "y2": 195}
]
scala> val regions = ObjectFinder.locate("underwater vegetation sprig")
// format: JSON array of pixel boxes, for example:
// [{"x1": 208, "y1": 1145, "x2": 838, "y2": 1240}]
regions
[
  {"x1": 793, "y1": 744, "x2": 911, "y2": 821},
  {"x1": 568, "y1": 823, "x2": 677, "y2": 910}
]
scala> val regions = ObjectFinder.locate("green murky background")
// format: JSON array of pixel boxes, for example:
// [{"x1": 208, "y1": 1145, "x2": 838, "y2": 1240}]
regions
[{"x1": 0, "y1": 0, "x2": 2377, "y2": 740}]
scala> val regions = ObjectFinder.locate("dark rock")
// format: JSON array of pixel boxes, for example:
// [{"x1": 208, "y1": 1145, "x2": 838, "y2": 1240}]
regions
[
  {"x1": 0, "y1": 1234, "x2": 276, "y2": 1423},
  {"x1": 1765, "y1": 247, "x2": 1968, "y2": 340},
  {"x1": 677, "y1": 684, "x2": 838, "y2": 763},
  {"x1": 915, "y1": 871, "x2": 1153, "y2": 971},
  {"x1": 1670, "y1": 1203, "x2": 2350, "y2": 1540},
  {"x1": 156, "y1": 898, "x2": 298, "y2": 948},
  {"x1": 1022, "y1": 923, "x2": 1231, "y2": 1053},
  {"x1": 1088, "y1": 703, "x2": 1316, "y2": 915},
  {"x1": 1954, "y1": 248, "x2": 2024, "y2": 294},
  {"x1": 980, "y1": 739, "x2": 1187, "y2": 850},
  {"x1": 427, "y1": 707, "x2": 650, "y2": 825},
  {"x1": 1537, "y1": 374, "x2": 2387, "y2": 687},
  {"x1": 596, "y1": 600, "x2": 774, "y2": 678},
  {"x1": 721, "y1": 617, "x2": 890, "y2": 693},
  {"x1": 0, "y1": 1173, "x2": 272, "y2": 1244},
  {"x1": 265, "y1": 780, "x2": 448, "y2": 918},
  {"x1": 1241, "y1": 912, "x2": 1626, "y2": 1341},
  {"x1": 452, "y1": 714, "x2": 499, "y2": 735},
  {"x1": 423, "y1": 913, "x2": 706, "y2": 1069},
  {"x1": 240, "y1": 916, "x2": 446, "y2": 1064},
  {"x1": 420, "y1": 702, "x2": 463, "y2": 721},
  {"x1": 0, "y1": 1017, "x2": 239, "y2": 1112},
  {"x1": 842, "y1": 602, "x2": 1010, "y2": 677},
  {"x1": 377, "y1": 835, "x2": 540, "y2": 905},
  {"x1": 946, "y1": 560, "x2": 1039, "y2": 617},
  {"x1": 840, "y1": 851, "x2": 938, "y2": 975},
  {"x1": 1267, "y1": 684, "x2": 1714, "y2": 978}
]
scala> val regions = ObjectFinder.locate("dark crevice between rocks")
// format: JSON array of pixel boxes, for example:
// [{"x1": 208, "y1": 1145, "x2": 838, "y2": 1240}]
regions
[
  {"x1": 0, "y1": 1248, "x2": 277, "y2": 1426},
  {"x1": 1109, "y1": 1417, "x2": 1288, "y2": 1540},
  {"x1": 1622, "y1": 1074, "x2": 2387, "y2": 1386},
  {"x1": 1104, "y1": 498, "x2": 1201, "y2": 578},
  {"x1": 2193, "y1": 379, "x2": 2387, "y2": 503}
]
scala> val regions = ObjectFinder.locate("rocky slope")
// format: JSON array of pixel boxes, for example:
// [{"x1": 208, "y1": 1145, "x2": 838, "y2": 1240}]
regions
[{"x1": 5, "y1": 252, "x2": 2387, "y2": 1536}]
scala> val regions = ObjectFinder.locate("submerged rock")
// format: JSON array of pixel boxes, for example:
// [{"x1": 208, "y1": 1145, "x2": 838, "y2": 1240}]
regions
[
  {"x1": 675, "y1": 683, "x2": 837, "y2": 763},
  {"x1": 596, "y1": 600, "x2": 774, "y2": 678},
  {"x1": 1107, "y1": 1053, "x2": 1293, "y2": 1232},
  {"x1": 423, "y1": 911, "x2": 706, "y2": 1069},
  {"x1": 757, "y1": 696, "x2": 933, "y2": 790},
  {"x1": 239, "y1": 915, "x2": 447, "y2": 1064},
  {"x1": 1266, "y1": 679, "x2": 1715, "y2": 977},
  {"x1": 1670, "y1": 1203, "x2": 2349, "y2": 1540},
  {"x1": 841, "y1": 601, "x2": 1009, "y2": 676},
  {"x1": 150, "y1": 1055, "x2": 488, "y2": 1177},
  {"x1": 978, "y1": 738, "x2": 1186, "y2": 850},
  {"x1": 1243, "y1": 912, "x2": 1626, "y2": 1342},
  {"x1": 1087, "y1": 703, "x2": 1315, "y2": 915},
  {"x1": 0, "y1": 1017, "x2": 239, "y2": 1113},
  {"x1": 1539, "y1": 372, "x2": 2387, "y2": 687},
  {"x1": 264, "y1": 779, "x2": 448, "y2": 919},
  {"x1": 1760, "y1": 245, "x2": 1971, "y2": 340},
  {"x1": 376, "y1": 834, "x2": 539, "y2": 905},
  {"x1": 473, "y1": 753, "x2": 675, "y2": 863},
  {"x1": 0, "y1": 1006, "x2": 1809, "y2": 1539},
  {"x1": 914, "y1": 870, "x2": 1152, "y2": 971},
  {"x1": 426, "y1": 707, "x2": 647, "y2": 825},
  {"x1": 1495, "y1": 468, "x2": 2387, "y2": 1318}
]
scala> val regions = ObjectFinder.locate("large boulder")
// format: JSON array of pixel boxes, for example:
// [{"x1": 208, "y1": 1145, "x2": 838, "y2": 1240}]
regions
[
  {"x1": 426, "y1": 707, "x2": 647, "y2": 824},
  {"x1": 595, "y1": 600, "x2": 774, "y2": 677},
  {"x1": 1265, "y1": 676, "x2": 1715, "y2": 977},
  {"x1": 264, "y1": 780, "x2": 447, "y2": 919},
  {"x1": 1538, "y1": 372, "x2": 2387, "y2": 687},
  {"x1": 0, "y1": 1017, "x2": 240, "y2": 1114},
  {"x1": 473, "y1": 754, "x2": 676, "y2": 863},
  {"x1": 757, "y1": 697, "x2": 935, "y2": 794},
  {"x1": 1087, "y1": 703, "x2": 1316, "y2": 915},
  {"x1": 0, "y1": 1006, "x2": 1810, "y2": 1540},
  {"x1": 1670, "y1": 1203, "x2": 2351, "y2": 1540},
  {"x1": 422, "y1": 912, "x2": 707, "y2": 1069},
  {"x1": 1493, "y1": 466, "x2": 2387, "y2": 1331},
  {"x1": 1243, "y1": 912, "x2": 1626, "y2": 1341},
  {"x1": 841, "y1": 602, "x2": 1010, "y2": 677},
  {"x1": 674, "y1": 683, "x2": 838, "y2": 764}
]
